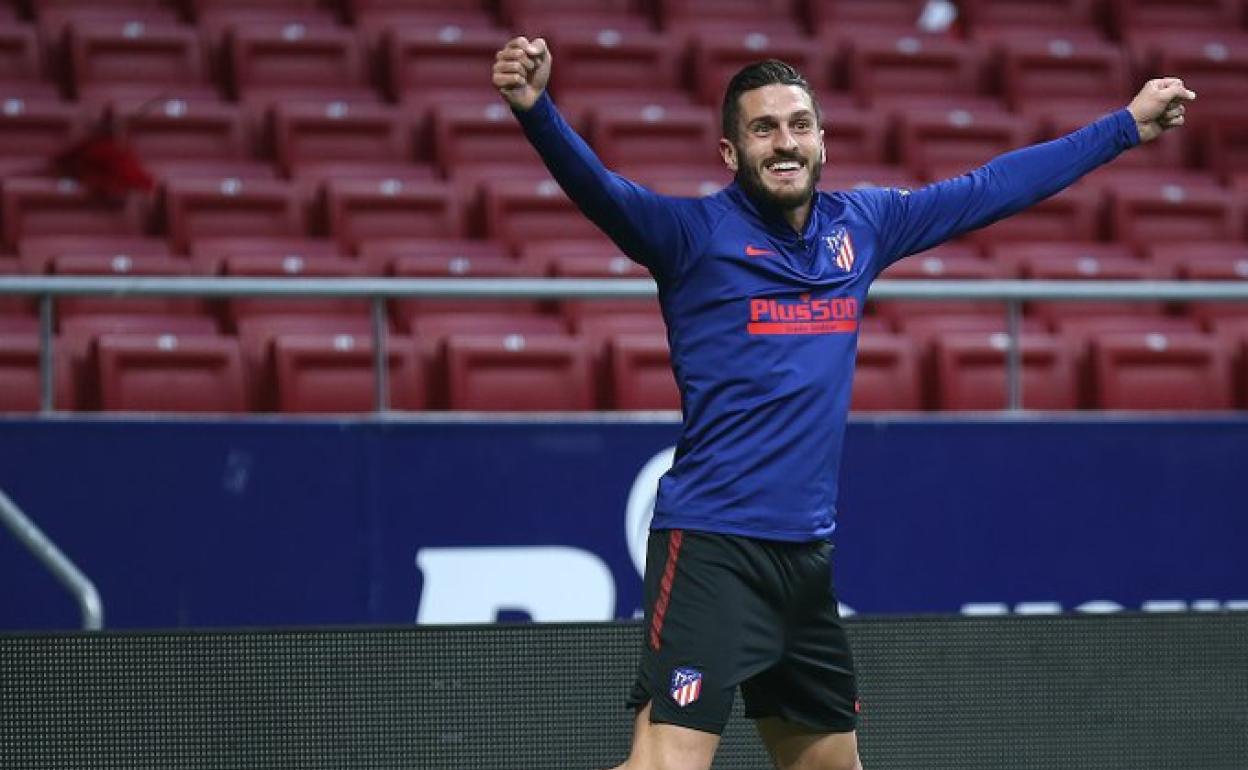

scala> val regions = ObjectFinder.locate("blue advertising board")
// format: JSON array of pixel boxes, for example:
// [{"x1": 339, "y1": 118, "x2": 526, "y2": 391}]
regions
[{"x1": 0, "y1": 416, "x2": 1245, "y2": 631}]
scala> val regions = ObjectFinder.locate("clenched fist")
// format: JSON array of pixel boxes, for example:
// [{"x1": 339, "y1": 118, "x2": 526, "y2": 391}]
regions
[
  {"x1": 493, "y1": 36, "x2": 551, "y2": 112},
  {"x1": 1127, "y1": 77, "x2": 1196, "y2": 144}
]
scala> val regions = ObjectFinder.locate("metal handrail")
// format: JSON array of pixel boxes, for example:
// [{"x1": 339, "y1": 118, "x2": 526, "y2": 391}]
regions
[
  {"x1": 0, "y1": 488, "x2": 104, "y2": 630},
  {"x1": 2, "y1": 276, "x2": 1246, "y2": 414}
]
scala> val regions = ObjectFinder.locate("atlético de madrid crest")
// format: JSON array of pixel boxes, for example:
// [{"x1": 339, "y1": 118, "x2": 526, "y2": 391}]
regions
[
  {"x1": 670, "y1": 667, "x2": 703, "y2": 707},
  {"x1": 824, "y1": 227, "x2": 856, "y2": 272}
]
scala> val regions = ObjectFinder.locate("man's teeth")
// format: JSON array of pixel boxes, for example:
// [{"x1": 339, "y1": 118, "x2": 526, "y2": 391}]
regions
[{"x1": 769, "y1": 161, "x2": 801, "y2": 171}]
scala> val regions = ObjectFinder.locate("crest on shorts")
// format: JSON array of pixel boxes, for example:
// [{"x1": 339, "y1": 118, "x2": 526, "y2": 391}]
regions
[{"x1": 669, "y1": 667, "x2": 703, "y2": 707}]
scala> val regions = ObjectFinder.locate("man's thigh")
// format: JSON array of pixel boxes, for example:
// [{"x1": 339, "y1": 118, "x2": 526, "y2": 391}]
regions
[{"x1": 756, "y1": 719, "x2": 861, "y2": 770}]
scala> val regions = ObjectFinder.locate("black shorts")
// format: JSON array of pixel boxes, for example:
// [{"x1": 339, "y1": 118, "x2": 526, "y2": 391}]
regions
[{"x1": 627, "y1": 529, "x2": 858, "y2": 735}]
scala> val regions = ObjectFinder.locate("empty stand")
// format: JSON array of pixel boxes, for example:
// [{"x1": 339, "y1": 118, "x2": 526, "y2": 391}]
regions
[
  {"x1": 806, "y1": 0, "x2": 927, "y2": 38},
  {"x1": 64, "y1": 19, "x2": 215, "y2": 102},
  {"x1": 482, "y1": 179, "x2": 605, "y2": 253},
  {"x1": 1108, "y1": 184, "x2": 1241, "y2": 251},
  {"x1": 271, "y1": 334, "x2": 429, "y2": 412},
  {"x1": 225, "y1": 22, "x2": 375, "y2": 104},
  {"x1": 1110, "y1": 0, "x2": 1242, "y2": 34},
  {"x1": 895, "y1": 108, "x2": 1030, "y2": 181},
  {"x1": 932, "y1": 331, "x2": 1077, "y2": 410},
  {"x1": 235, "y1": 313, "x2": 376, "y2": 408},
  {"x1": 430, "y1": 101, "x2": 546, "y2": 181},
  {"x1": 850, "y1": 331, "x2": 922, "y2": 411},
  {"x1": 0, "y1": 20, "x2": 54, "y2": 98},
  {"x1": 587, "y1": 103, "x2": 718, "y2": 173},
  {"x1": 690, "y1": 29, "x2": 829, "y2": 105},
  {"x1": 50, "y1": 253, "x2": 203, "y2": 318},
  {"x1": 1044, "y1": 106, "x2": 1184, "y2": 170},
  {"x1": 1090, "y1": 331, "x2": 1233, "y2": 410},
  {"x1": 988, "y1": 241, "x2": 1135, "y2": 278},
  {"x1": 444, "y1": 333, "x2": 593, "y2": 411},
  {"x1": 271, "y1": 101, "x2": 427, "y2": 181},
  {"x1": 17, "y1": 233, "x2": 167, "y2": 274},
  {"x1": 410, "y1": 312, "x2": 565, "y2": 345},
  {"x1": 358, "y1": 236, "x2": 507, "y2": 275},
  {"x1": 547, "y1": 28, "x2": 682, "y2": 104},
  {"x1": 501, "y1": 0, "x2": 652, "y2": 33},
  {"x1": 874, "y1": 245, "x2": 1002, "y2": 321},
  {"x1": 657, "y1": 0, "x2": 803, "y2": 37},
  {"x1": 1019, "y1": 250, "x2": 1164, "y2": 323},
  {"x1": 0, "y1": 98, "x2": 83, "y2": 177},
  {"x1": 95, "y1": 333, "x2": 247, "y2": 412},
  {"x1": 606, "y1": 332, "x2": 678, "y2": 410},
  {"x1": 111, "y1": 97, "x2": 271, "y2": 182},
  {"x1": 539, "y1": 239, "x2": 659, "y2": 322},
  {"x1": 189, "y1": 235, "x2": 339, "y2": 274},
  {"x1": 2, "y1": 178, "x2": 146, "y2": 251},
  {"x1": 819, "y1": 105, "x2": 889, "y2": 165},
  {"x1": 385, "y1": 25, "x2": 509, "y2": 110},
  {"x1": 0, "y1": 333, "x2": 73, "y2": 412},
  {"x1": 387, "y1": 245, "x2": 542, "y2": 328},
  {"x1": 324, "y1": 178, "x2": 459, "y2": 253},
  {"x1": 1202, "y1": 110, "x2": 1248, "y2": 182},
  {"x1": 1152, "y1": 36, "x2": 1248, "y2": 113},
  {"x1": 997, "y1": 37, "x2": 1129, "y2": 113},
  {"x1": 220, "y1": 253, "x2": 369, "y2": 322},
  {"x1": 845, "y1": 34, "x2": 984, "y2": 108},
  {"x1": 349, "y1": 0, "x2": 496, "y2": 42},
  {"x1": 163, "y1": 178, "x2": 304, "y2": 253},
  {"x1": 960, "y1": 0, "x2": 1103, "y2": 38}
]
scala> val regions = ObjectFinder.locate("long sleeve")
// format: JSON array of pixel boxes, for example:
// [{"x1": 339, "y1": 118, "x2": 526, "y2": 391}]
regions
[
  {"x1": 512, "y1": 92, "x2": 715, "y2": 281},
  {"x1": 848, "y1": 109, "x2": 1141, "y2": 271}
]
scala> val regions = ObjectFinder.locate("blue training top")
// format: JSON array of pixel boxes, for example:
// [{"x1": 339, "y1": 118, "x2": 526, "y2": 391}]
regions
[{"x1": 514, "y1": 92, "x2": 1139, "y2": 542}]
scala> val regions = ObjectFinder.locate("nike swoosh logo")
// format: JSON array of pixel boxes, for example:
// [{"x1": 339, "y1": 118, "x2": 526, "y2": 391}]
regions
[{"x1": 745, "y1": 245, "x2": 777, "y2": 257}]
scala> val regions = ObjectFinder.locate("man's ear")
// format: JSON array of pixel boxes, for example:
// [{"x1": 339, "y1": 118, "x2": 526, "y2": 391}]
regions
[{"x1": 718, "y1": 137, "x2": 737, "y2": 172}]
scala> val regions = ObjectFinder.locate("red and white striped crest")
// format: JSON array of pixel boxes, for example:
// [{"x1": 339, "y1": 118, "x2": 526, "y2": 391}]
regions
[{"x1": 670, "y1": 667, "x2": 703, "y2": 707}]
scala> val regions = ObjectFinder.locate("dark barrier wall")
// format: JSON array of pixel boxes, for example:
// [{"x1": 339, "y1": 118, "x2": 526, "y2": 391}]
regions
[
  {"x1": 1, "y1": 417, "x2": 1246, "y2": 630},
  {"x1": 2, "y1": 614, "x2": 1246, "y2": 769}
]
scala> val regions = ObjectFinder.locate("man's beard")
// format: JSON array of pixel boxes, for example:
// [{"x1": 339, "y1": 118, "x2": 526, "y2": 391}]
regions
[{"x1": 734, "y1": 149, "x2": 822, "y2": 213}]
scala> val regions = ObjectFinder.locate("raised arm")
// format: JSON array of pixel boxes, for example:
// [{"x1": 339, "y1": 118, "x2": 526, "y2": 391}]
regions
[
  {"x1": 492, "y1": 37, "x2": 711, "y2": 280},
  {"x1": 853, "y1": 78, "x2": 1197, "y2": 269}
]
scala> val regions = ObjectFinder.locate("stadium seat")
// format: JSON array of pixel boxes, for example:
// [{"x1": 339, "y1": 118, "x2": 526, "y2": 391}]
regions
[
  {"x1": 1142, "y1": 241, "x2": 1248, "y2": 280},
  {"x1": 988, "y1": 241, "x2": 1137, "y2": 278},
  {"x1": 271, "y1": 101, "x2": 431, "y2": 182},
  {"x1": 482, "y1": 178, "x2": 605, "y2": 254},
  {"x1": 541, "y1": 240, "x2": 660, "y2": 322},
  {"x1": 385, "y1": 25, "x2": 509, "y2": 110},
  {"x1": 349, "y1": 0, "x2": 497, "y2": 43},
  {"x1": 1201, "y1": 110, "x2": 1248, "y2": 183},
  {"x1": 1110, "y1": 0, "x2": 1242, "y2": 35},
  {"x1": 1108, "y1": 184, "x2": 1241, "y2": 252},
  {"x1": 586, "y1": 103, "x2": 719, "y2": 173},
  {"x1": 895, "y1": 107, "x2": 1031, "y2": 181},
  {"x1": 444, "y1": 333, "x2": 594, "y2": 411},
  {"x1": 657, "y1": 0, "x2": 804, "y2": 38},
  {"x1": 358, "y1": 236, "x2": 508, "y2": 275},
  {"x1": 2, "y1": 177, "x2": 146, "y2": 252},
  {"x1": 388, "y1": 249, "x2": 543, "y2": 329},
  {"x1": 110, "y1": 97, "x2": 273, "y2": 182},
  {"x1": 17, "y1": 233, "x2": 166, "y2": 274},
  {"x1": 500, "y1": 0, "x2": 653, "y2": 34},
  {"x1": 324, "y1": 178, "x2": 460, "y2": 253},
  {"x1": 932, "y1": 331, "x2": 1077, "y2": 410},
  {"x1": 0, "y1": 332, "x2": 74, "y2": 412},
  {"x1": 31, "y1": 1, "x2": 181, "y2": 37},
  {"x1": 960, "y1": 0, "x2": 1104, "y2": 39},
  {"x1": 225, "y1": 22, "x2": 376, "y2": 105},
  {"x1": 963, "y1": 184, "x2": 1103, "y2": 244},
  {"x1": 996, "y1": 36, "x2": 1129, "y2": 113},
  {"x1": 874, "y1": 244, "x2": 1003, "y2": 321},
  {"x1": 188, "y1": 235, "x2": 340, "y2": 275},
  {"x1": 189, "y1": 0, "x2": 338, "y2": 49},
  {"x1": 50, "y1": 253, "x2": 203, "y2": 319},
  {"x1": 1151, "y1": 36, "x2": 1248, "y2": 113},
  {"x1": 410, "y1": 312, "x2": 566, "y2": 345},
  {"x1": 0, "y1": 21, "x2": 55, "y2": 99},
  {"x1": 1089, "y1": 330, "x2": 1233, "y2": 410},
  {"x1": 271, "y1": 333, "x2": 430, "y2": 412},
  {"x1": 689, "y1": 29, "x2": 830, "y2": 105},
  {"x1": 1208, "y1": 316, "x2": 1248, "y2": 406},
  {"x1": 0, "y1": 98, "x2": 84, "y2": 178},
  {"x1": 58, "y1": 313, "x2": 219, "y2": 410},
  {"x1": 806, "y1": 0, "x2": 927, "y2": 38},
  {"x1": 64, "y1": 19, "x2": 216, "y2": 102},
  {"x1": 430, "y1": 101, "x2": 547, "y2": 183},
  {"x1": 546, "y1": 28, "x2": 681, "y2": 103},
  {"x1": 95, "y1": 333, "x2": 248, "y2": 412},
  {"x1": 606, "y1": 332, "x2": 678, "y2": 410},
  {"x1": 1021, "y1": 253, "x2": 1166, "y2": 322},
  {"x1": 845, "y1": 34, "x2": 985, "y2": 109},
  {"x1": 220, "y1": 254, "x2": 369, "y2": 323},
  {"x1": 850, "y1": 331, "x2": 923, "y2": 411},
  {"x1": 819, "y1": 105, "x2": 890, "y2": 166},
  {"x1": 1162, "y1": 243, "x2": 1248, "y2": 323},
  {"x1": 1042, "y1": 106, "x2": 1185, "y2": 170},
  {"x1": 234, "y1": 313, "x2": 377, "y2": 408},
  {"x1": 162, "y1": 178, "x2": 304, "y2": 254}
]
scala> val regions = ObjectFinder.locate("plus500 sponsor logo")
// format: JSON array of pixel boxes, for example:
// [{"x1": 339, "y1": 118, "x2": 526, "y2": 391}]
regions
[{"x1": 413, "y1": 447, "x2": 1247, "y2": 623}]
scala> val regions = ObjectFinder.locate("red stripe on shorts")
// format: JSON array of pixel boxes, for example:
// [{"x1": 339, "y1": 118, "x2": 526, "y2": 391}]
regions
[{"x1": 648, "y1": 529, "x2": 684, "y2": 651}]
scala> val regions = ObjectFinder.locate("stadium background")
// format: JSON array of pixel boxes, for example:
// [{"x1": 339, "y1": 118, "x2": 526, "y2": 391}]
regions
[{"x1": 1, "y1": 0, "x2": 1247, "y2": 767}]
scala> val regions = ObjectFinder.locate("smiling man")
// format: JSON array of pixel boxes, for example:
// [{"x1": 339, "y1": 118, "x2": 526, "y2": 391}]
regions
[{"x1": 493, "y1": 37, "x2": 1193, "y2": 770}]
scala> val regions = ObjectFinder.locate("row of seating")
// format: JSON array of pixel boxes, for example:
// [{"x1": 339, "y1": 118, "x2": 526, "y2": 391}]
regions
[
  {"x1": 4, "y1": 14, "x2": 1248, "y2": 113},
  {"x1": 2, "y1": 313, "x2": 1246, "y2": 412}
]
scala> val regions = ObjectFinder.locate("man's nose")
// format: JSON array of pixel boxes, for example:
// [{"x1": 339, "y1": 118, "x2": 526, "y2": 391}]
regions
[{"x1": 773, "y1": 126, "x2": 798, "y2": 151}]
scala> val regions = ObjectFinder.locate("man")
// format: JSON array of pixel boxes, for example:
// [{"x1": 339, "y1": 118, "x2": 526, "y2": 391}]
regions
[{"x1": 493, "y1": 37, "x2": 1194, "y2": 770}]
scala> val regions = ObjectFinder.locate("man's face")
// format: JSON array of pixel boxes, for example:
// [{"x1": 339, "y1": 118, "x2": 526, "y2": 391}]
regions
[{"x1": 720, "y1": 83, "x2": 825, "y2": 211}]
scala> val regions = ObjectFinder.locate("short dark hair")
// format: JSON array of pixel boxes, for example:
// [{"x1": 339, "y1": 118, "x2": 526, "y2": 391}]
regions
[{"x1": 721, "y1": 59, "x2": 819, "y2": 141}]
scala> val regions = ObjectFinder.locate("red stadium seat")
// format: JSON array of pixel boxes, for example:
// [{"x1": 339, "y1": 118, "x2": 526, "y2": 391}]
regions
[
  {"x1": 385, "y1": 26, "x2": 509, "y2": 110},
  {"x1": 606, "y1": 332, "x2": 678, "y2": 410},
  {"x1": 587, "y1": 103, "x2": 719, "y2": 174},
  {"x1": 430, "y1": 101, "x2": 547, "y2": 182},
  {"x1": 1020, "y1": 252, "x2": 1165, "y2": 323},
  {"x1": 482, "y1": 178, "x2": 605, "y2": 254},
  {"x1": 1, "y1": 177, "x2": 146, "y2": 251},
  {"x1": 501, "y1": 0, "x2": 652, "y2": 33},
  {"x1": 988, "y1": 241, "x2": 1137, "y2": 278},
  {"x1": 960, "y1": 0, "x2": 1103, "y2": 38},
  {"x1": 547, "y1": 28, "x2": 681, "y2": 102},
  {"x1": 895, "y1": 107, "x2": 1030, "y2": 181},
  {"x1": 225, "y1": 22, "x2": 376, "y2": 105},
  {"x1": 95, "y1": 333, "x2": 248, "y2": 412},
  {"x1": 64, "y1": 19, "x2": 215, "y2": 102},
  {"x1": 850, "y1": 331, "x2": 922, "y2": 411},
  {"x1": 845, "y1": 34, "x2": 985, "y2": 109},
  {"x1": 1090, "y1": 330, "x2": 1233, "y2": 410},
  {"x1": 234, "y1": 313, "x2": 376, "y2": 408},
  {"x1": 1142, "y1": 241, "x2": 1248, "y2": 280},
  {"x1": 31, "y1": 1, "x2": 181, "y2": 36},
  {"x1": 58, "y1": 313, "x2": 219, "y2": 410},
  {"x1": 689, "y1": 29, "x2": 830, "y2": 106},
  {"x1": 189, "y1": 0, "x2": 338, "y2": 48},
  {"x1": 896, "y1": 314, "x2": 1049, "y2": 371},
  {"x1": 542, "y1": 240, "x2": 660, "y2": 322},
  {"x1": 349, "y1": 0, "x2": 496, "y2": 42},
  {"x1": 410, "y1": 312, "x2": 566, "y2": 345},
  {"x1": 220, "y1": 254, "x2": 369, "y2": 323},
  {"x1": 271, "y1": 101, "x2": 429, "y2": 182},
  {"x1": 0, "y1": 21, "x2": 53, "y2": 98},
  {"x1": 50, "y1": 254, "x2": 202, "y2": 319},
  {"x1": 324, "y1": 178, "x2": 460, "y2": 253},
  {"x1": 932, "y1": 331, "x2": 1077, "y2": 410},
  {"x1": 1208, "y1": 316, "x2": 1248, "y2": 406},
  {"x1": 969, "y1": 186, "x2": 1104, "y2": 247},
  {"x1": 1160, "y1": 243, "x2": 1248, "y2": 323},
  {"x1": 819, "y1": 105, "x2": 890, "y2": 166},
  {"x1": 111, "y1": 97, "x2": 272, "y2": 183},
  {"x1": 271, "y1": 334, "x2": 430, "y2": 412},
  {"x1": 388, "y1": 249, "x2": 543, "y2": 330},
  {"x1": 0, "y1": 333, "x2": 74, "y2": 413},
  {"x1": 875, "y1": 244, "x2": 1003, "y2": 322},
  {"x1": 18, "y1": 234, "x2": 167, "y2": 274},
  {"x1": 444, "y1": 333, "x2": 594, "y2": 411},
  {"x1": 1110, "y1": 0, "x2": 1241, "y2": 34},
  {"x1": 1152, "y1": 36, "x2": 1248, "y2": 113},
  {"x1": 1042, "y1": 106, "x2": 1184, "y2": 170},
  {"x1": 1202, "y1": 110, "x2": 1248, "y2": 182},
  {"x1": 1108, "y1": 183, "x2": 1241, "y2": 251},
  {"x1": 188, "y1": 235, "x2": 340, "y2": 275},
  {"x1": 996, "y1": 37, "x2": 1129, "y2": 114},
  {"x1": 162, "y1": 178, "x2": 304, "y2": 254},
  {"x1": 806, "y1": 0, "x2": 927, "y2": 38},
  {"x1": 358, "y1": 236, "x2": 508, "y2": 275},
  {"x1": 657, "y1": 0, "x2": 803, "y2": 38},
  {"x1": 0, "y1": 98, "x2": 84, "y2": 178}
]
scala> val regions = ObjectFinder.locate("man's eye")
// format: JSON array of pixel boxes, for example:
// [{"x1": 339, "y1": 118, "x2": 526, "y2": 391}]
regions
[{"x1": 794, "y1": 120, "x2": 811, "y2": 131}]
